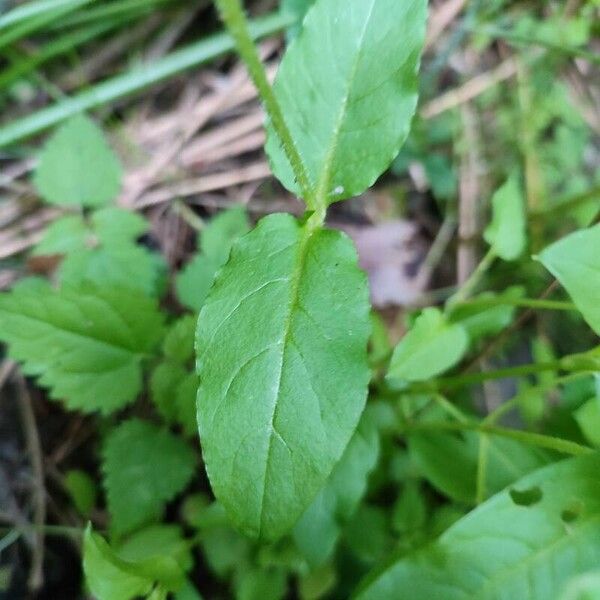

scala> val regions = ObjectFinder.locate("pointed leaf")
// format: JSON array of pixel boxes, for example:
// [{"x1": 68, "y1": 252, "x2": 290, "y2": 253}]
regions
[
  {"x1": 196, "y1": 213, "x2": 370, "y2": 539},
  {"x1": 357, "y1": 454, "x2": 600, "y2": 599},
  {"x1": 266, "y1": 0, "x2": 427, "y2": 204},
  {"x1": 387, "y1": 308, "x2": 469, "y2": 382},
  {"x1": 538, "y1": 224, "x2": 600, "y2": 335},
  {"x1": 484, "y1": 175, "x2": 527, "y2": 261}
]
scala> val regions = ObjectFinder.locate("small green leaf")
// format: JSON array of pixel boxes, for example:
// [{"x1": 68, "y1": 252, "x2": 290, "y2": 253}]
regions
[
  {"x1": 176, "y1": 255, "x2": 222, "y2": 312},
  {"x1": 33, "y1": 208, "x2": 164, "y2": 296},
  {"x1": 0, "y1": 285, "x2": 164, "y2": 413},
  {"x1": 150, "y1": 361, "x2": 190, "y2": 423},
  {"x1": 150, "y1": 363, "x2": 197, "y2": 437},
  {"x1": 356, "y1": 454, "x2": 600, "y2": 599},
  {"x1": 102, "y1": 419, "x2": 196, "y2": 535},
  {"x1": 538, "y1": 224, "x2": 600, "y2": 335},
  {"x1": 64, "y1": 470, "x2": 97, "y2": 517},
  {"x1": 447, "y1": 287, "x2": 524, "y2": 342},
  {"x1": 176, "y1": 206, "x2": 250, "y2": 312},
  {"x1": 200, "y1": 205, "x2": 250, "y2": 262},
  {"x1": 83, "y1": 525, "x2": 184, "y2": 600},
  {"x1": 116, "y1": 524, "x2": 193, "y2": 574},
  {"x1": 196, "y1": 213, "x2": 370, "y2": 540},
  {"x1": 34, "y1": 114, "x2": 122, "y2": 207},
  {"x1": 392, "y1": 481, "x2": 427, "y2": 535},
  {"x1": 483, "y1": 175, "x2": 527, "y2": 261},
  {"x1": 387, "y1": 308, "x2": 469, "y2": 382},
  {"x1": 293, "y1": 411, "x2": 379, "y2": 567},
  {"x1": 266, "y1": 0, "x2": 427, "y2": 205},
  {"x1": 163, "y1": 315, "x2": 196, "y2": 364},
  {"x1": 32, "y1": 215, "x2": 88, "y2": 255},
  {"x1": 574, "y1": 398, "x2": 600, "y2": 447}
]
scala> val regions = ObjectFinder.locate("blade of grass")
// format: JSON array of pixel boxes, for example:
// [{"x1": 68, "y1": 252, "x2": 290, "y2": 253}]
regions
[
  {"x1": 0, "y1": 0, "x2": 93, "y2": 50},
  {"x1": 0, "y1": 10, "x2": 294, "y2": 149},
  {"x1": 0, "y1": 20, "x2": 124, "y2": 91},
  {"x1": 50, "y1": 0, "x2": 172, "y2": 30},
  {"x1": 0, "y1": 0, "x2": 91, "y2": 31}
]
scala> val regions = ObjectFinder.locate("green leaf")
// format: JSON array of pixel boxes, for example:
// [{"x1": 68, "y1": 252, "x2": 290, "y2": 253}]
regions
[
  {"x1": 102, "y1": 419, "x2": 196, "y2": 535},
  {"x1": 196, "y1": 213, "x2": 370, "y2": 540},
  {"x1": 0, "y1": 285, "x2": 163, "y2": 413},
  {"x1": 387, "y1": 308, "x2": 469, "y2": 382},
  {"x1": 408, "y1": 428, "x2": 551, "y2": 504},
  {"x1": 151, "y1": 361, "x2": 190, "y2": 423},
  {"x1": 356, "y1": 454, "x2": 600, "y2": 599},
  {"x1": 163, "y1": 315, "x2": 196, "y2": 364},
  {"x1": 83, "y1": 525, "x2": 184, "y2": 600},
  {"x1": 538, "y1": 224, "x2": 600, "y2": 335},
  {"x1": 447, "y1": 287, "x2": 524, "y2": 342},
  {"x1": 293, "y1": 411, "x2": 379, "y2": 567},
  {"x1": 266, "y1": 0, "x2": 427, "y2": 205},
  {"x1": 34, "y1": 208, "x2": 165, "y2": 296},
  {"x1": 64, "y1": 469, "x2": 97, "y2": 517},
  {"x1": 483, "y1": 175, "x2": 526, "y2": 261},
  {"x1": 32, "y1": 214, "x2": 88, "y2": 255},
  {"x1": 116, "y1": 524, "x2": 192, "y2": 574},
  {"x1": 150, "y1": 363, "x2": 197, "y2": 437},
  {"x1": 176, "y1": 206, "x2": 250, "y2": 312},
  {"x1": 176, "y1": 254, "x2": 222, "y2": 312},
  {"x1": 392, "y1": 481, "x2": 427, "y2": 535},
  {"x1": 574, "y1": 398, "x2": 600, "y2": 447},
  {"x1": 34, "y1": 114, "x2": 121, "y2": 207},
  {"x1": 200, "y1": 205, "x2": 250, "y2": 262}
]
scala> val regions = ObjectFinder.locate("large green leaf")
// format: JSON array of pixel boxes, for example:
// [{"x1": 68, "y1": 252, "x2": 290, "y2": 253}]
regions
[
  {"x1": 102, "y1": 419, "x2": 196, "y2": 535},
  {"x1": 293, "y1": 410, "x2": 380, "y2": 567},
  {"x1": 196, "y1": 213, "x2": 370, "y2": 540},
  {"x1": 266, "y1": 0, "x2": 427, "y2": 205},
  {"x1": 538, "y1": 224, "x2": 600, "y2": 335},
  {"x1": 356, "y1": 454, "x2": 600, "y2": 599},
  {"x1": 0, "y1": 284, "x2": 164, "y2": 413}
]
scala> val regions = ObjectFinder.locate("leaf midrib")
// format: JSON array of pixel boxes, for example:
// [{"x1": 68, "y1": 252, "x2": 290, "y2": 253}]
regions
[
  {"x1": 314, "y1": 0, "x2": 377, "y2": 208},
  {"x1": 257, "y1": 223, "x2": 314, "y2": 536}
]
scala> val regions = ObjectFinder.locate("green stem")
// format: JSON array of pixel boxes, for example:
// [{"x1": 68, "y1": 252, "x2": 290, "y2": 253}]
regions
[
  {"x1": 448, "y1": 248, "x2": 496, "y2": 306},
  {"x1": 482, "y1": 372, "x2": 593, "y2": 426},
  {"x1": 456, "y1": 297, "x2": 577, "y2": 312},
  {"x1": 476, "y1": 434, "x2": 489, "y2": 504},
  {"x1": 402, "y1": 360, "x2": 565, "y2": 394},
  {"x1": 403, "y1": 420, "x2": 593, "y2": 456},
  {"x1": 214, "y1": 0, "x2": 314, "y2": 207}
]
